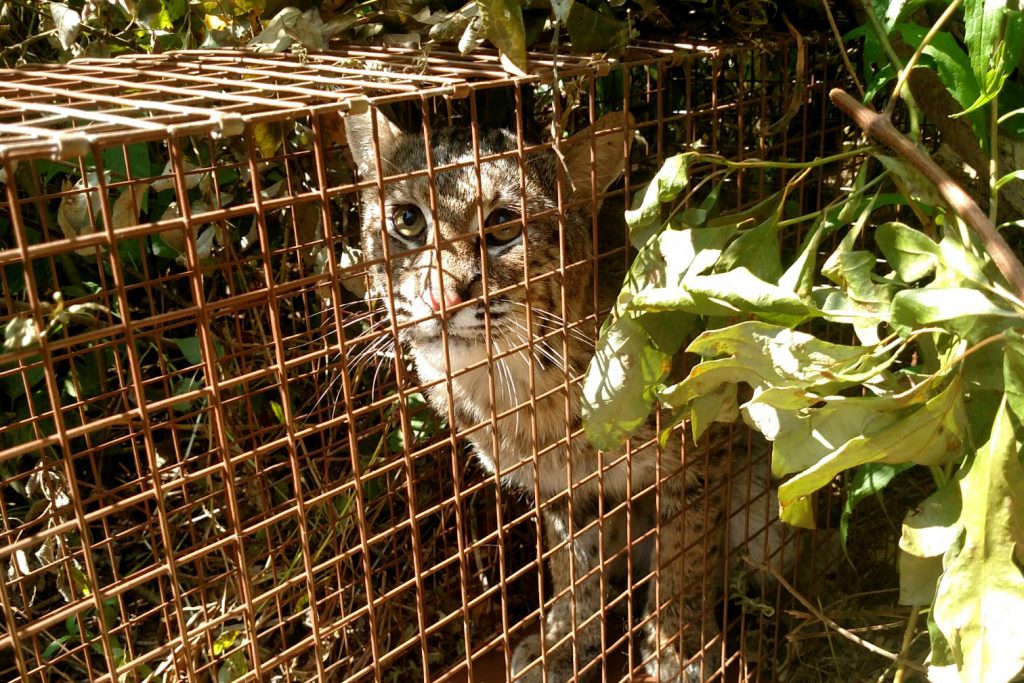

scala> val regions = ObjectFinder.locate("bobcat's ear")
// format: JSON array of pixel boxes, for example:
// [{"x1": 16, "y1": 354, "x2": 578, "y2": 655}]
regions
[
  {"x1": 562, "y1": 111, "x2": 633, "y2": 202},
  {"x1": 345, "y1": 107, "x2": 403, "y2": 178}
]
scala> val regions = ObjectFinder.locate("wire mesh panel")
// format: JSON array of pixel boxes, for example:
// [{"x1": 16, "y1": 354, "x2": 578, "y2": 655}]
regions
[{"x1": 1, "y1": 38, "x2": 852, "y2": 683}]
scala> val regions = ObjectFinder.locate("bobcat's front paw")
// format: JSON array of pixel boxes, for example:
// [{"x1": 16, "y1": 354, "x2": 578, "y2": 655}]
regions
[{"x1": 511, "y1": 633, "x2": 581, "y2": 682}]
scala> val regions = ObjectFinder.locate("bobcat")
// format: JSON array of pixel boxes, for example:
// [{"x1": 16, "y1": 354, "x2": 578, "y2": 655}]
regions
[{"x1": 344, "y1": 107, "x2": 740, "y2": 681}]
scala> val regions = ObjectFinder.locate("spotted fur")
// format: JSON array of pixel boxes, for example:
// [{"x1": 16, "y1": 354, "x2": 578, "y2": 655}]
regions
[{"x1": 346, "y1": 108, "x2": 740, "y2": 681}]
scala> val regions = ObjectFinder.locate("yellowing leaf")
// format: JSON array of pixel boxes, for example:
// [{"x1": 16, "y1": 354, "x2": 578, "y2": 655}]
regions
[
  {"x1": 49, "y1": 2, "x2": 82, "y2": 51},
  {"x1": 57, "y1": 179, "x2": 101, "y2": 256},
  {"x1": 476, "y1": 0, "x2": 528, "y2": 74},
  {"x1": 111, "y1": 186, "x2": 148, "y2": 229},
  {"x1": 252, "y1": 123, "x2": 283, "y2": 159},
  {"x1": 212, "y1": 629, "x2": 241, "y2": 656},
  {"x1": 778, "y1": 376, "x2": 967, "y2": 509},
  {"x1": 933, "y1": 394, "x2": 1024, "y2": 683}
]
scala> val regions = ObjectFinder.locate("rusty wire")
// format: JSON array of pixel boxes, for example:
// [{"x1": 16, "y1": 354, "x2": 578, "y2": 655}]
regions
[{"x1": 0, "y1": 36, "x2": 852, "y2": 683}]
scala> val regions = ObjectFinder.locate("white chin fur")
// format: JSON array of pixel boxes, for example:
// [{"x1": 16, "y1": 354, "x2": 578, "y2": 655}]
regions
[{"x1": 412, "y1": 337, "x2": 489, "y2": 376}]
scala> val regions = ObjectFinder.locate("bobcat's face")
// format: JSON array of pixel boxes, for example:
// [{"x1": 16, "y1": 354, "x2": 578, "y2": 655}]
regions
[{"x1": 345, "y1": 109, "x2": 627, "y2": 375}]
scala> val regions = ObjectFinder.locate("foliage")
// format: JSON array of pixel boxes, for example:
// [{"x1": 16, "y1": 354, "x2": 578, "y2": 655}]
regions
[
  {"x1": 2, "y1": 0, "x2": 777, "y2": 69},
  {"x1": 583, "y1": 2, "x2": 1024, "y2": 681}
]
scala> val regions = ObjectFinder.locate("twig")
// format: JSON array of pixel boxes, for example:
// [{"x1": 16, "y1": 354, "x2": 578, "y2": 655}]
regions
[
  {"x1": 758, "y1": 13, "x2": 807, "y2": 136},
  {"x1": 820, "y1": 0, "x2": 865, "y2": 99},
  {"x1": 742, "y1": 555, "x2": 929, "y2": 674},
  {"x1": 831, "y1": 88, "x2": 1024, "y2": 301},
  {"x1": 886, "y1": 0, "x2": 964, "y2": 114},
  {"x1": 0, "y1": 29, "x2": 57, "y2": 61},
  {"x1": 893, "y1": 604, "x2": 922, "y2": 683},
  {"x1": 858, "y1": 0, "x2": 920, "y2": 139}
]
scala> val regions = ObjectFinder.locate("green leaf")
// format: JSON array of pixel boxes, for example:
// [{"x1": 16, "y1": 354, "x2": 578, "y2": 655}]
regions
[
  {"x1": 662, "y1": 322, "x2": 891, "y2": 445},
  {"x1": 813, "y1": 287, "x2": 887, "y2": 345},
  {"x1": 842, "y1": 462, "x2": 913, "y2": 553},
  {"x1": 690, "y1": 383, "x2": 739, "y2": 441},
  {"x1": 872, "y1": 0, "x2": 929, "y2": 32},
  {"x1": 625, "y1": 153, "x2": 696, "y2": 242},
  {"x1": 477, "y1": 0, "x2": 528, "y2": 73},
  {"x1": 683, "y1": 268, "x2": 815, "y2": 325},
  {"x1": 893, "y1": 24, "x2": 986, "y2": 143},
  {"x1": 875, "y1": 221, "x2": 939, "y2": 282},
  {"x1": 768, "y1": 400, "x2": 901, "y2": 478},
  {"x1": 715, "y1": 215, "x2": 782, "y2": 283},
  {"x1": 64, "y1": 359, "x2": 101, "y2": 400},
  {"x1": 212, "y1": 629, "x2": 242, "y2": 657},
  {"x1": 891, "y1": 287, "x2": 1023, "y2": 340},
  {"x1": 995, "y1": 169, "x2": 1024, "y2": 191},
  {"x1": 252, "y1": 123, "x2": 283, "y2": 159},
  {"x1": 137, "y1": 0, "x2": 173, "y2": 31},
  {"x1": 613, "y1": 224, "x2": 736, "y2": 321},
  {"x1": 563, "y1": 1, "x2": 631, "y2": 54},
  {"x1": 964, "y1": 0, "x2": 1022, "y2": 97},
  {"x1": 174, "y1": 337, "x2": 204, "y2": 366},
  {"x1": 780, "y1": 496, "x2": 816, "y2": 529},
  {"x1": 1004, "y1": 330, "x2": 1024, "y2": 420},
  {"x1": 270, "y1": 400, "x2": 285, "y2": 424},
  {"x1": 780, "y1": 212, "x2": 833, "y2": 297},
  {"x1": 933, "y1": 394, "x2": 1024, "y2": 683}
]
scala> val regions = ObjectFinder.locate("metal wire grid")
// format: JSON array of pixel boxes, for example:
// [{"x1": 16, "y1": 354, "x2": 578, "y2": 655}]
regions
[{"x1": 0, "y1": 36, "x2": 850, "y2": 683}]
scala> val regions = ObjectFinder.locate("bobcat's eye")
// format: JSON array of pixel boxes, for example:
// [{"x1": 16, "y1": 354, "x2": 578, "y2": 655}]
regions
[
  {"x1": 390, "y1": 205, "x2": 427, "y2": 239},
  {"x1": 484, "y1": 208, "x2": 522, "y2": 246}
]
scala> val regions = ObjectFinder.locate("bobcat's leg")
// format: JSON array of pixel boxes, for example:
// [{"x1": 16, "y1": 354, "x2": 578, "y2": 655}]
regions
[
  {"x1": 641, "y1": 464, "x2": 727, "y2": 683},
  {"x1": 512, "y1": 493, "x2": 606, "y2": 682}
]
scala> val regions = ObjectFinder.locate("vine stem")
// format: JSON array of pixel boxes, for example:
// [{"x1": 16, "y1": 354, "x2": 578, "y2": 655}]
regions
[
  {"x1": 831, "y1": 88, "x2": 1024, "y2": 301},
  {"x1": 886, "y1": 0, "x2": 964, "y2": 114},
  {"x1": 893, "y1": 604, "x2": 922, "y2": 683},
  {"x1": 821, "y1": 0, "x2": 865, "y2": 99},
  {"x1": 693, "y1": 145, "x2": 876, "y2": 171}
]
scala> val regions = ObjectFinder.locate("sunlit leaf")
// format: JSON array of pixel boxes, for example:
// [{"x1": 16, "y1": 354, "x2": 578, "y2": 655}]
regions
[
  {"x1": 899, "y1": 480, "x2": 961, "y2": 605},
  {"x1": 49, "y1": 3, "x2": 82, "y2": 50},
  {"x1": 683, "y1": 268, "x2": 814, "y2": 325},
  {"x1": 778, "y1": 378, "x2": 967, "y2": 518},
  {"x1": 933, "y1": 393, "x2": 1024, "y2": 683},
  {"x1": 582, "y1": 312, "x2": 691, "y2": 450},
  {"x1": 625, "y1": 152, "x2": 696, "y2": 243},
  {"x1": 3, "y1": 317, "x2": 41, "y2": 351},
  {"x1": 891, "y1": 287, "x2": 1023, "y2": 341}
]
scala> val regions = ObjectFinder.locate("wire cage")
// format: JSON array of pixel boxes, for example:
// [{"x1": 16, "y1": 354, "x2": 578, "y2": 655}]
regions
[{"x1": 1, "y1": 36, "x2": 854, "y2": 683}]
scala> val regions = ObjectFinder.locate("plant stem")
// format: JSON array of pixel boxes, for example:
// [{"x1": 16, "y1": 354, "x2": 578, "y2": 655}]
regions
[
  {"x1": 821, "y1": 0, "x2": 865, "y2": 99},
  {"x1": 831, "y1": 88, "x2": 1024, "y2": 301},
  {"x1": 893, "y1": 604, "x2": 922, "y2": 683},
  {"x1": 859, "y1": 0, "x2": 920, "y2": 137},
  {"x1": 886, "y1": 0, "x2": 964, "y2": 114},
  {"x1": 694, "y1": 145, "x2": 877, "y2": 171},
  {"x1": 775, "y1": 169, "x2": 891, "y2": 228},
  {"x1": 991, "y1": 96, "x2": 999, "y2": 224}
]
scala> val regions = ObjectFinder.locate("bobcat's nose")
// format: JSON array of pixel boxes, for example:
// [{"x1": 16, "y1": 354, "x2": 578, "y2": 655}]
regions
[{"x1": 423, "y1": 285, "x2": 462, "y2": 313}]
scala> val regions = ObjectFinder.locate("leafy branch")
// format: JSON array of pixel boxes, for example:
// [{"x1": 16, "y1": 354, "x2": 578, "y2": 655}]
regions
[
  {"x1": 830, "y1": 88, "x2": 1024, "y2": 301},
  {"x1": 585, "y1": 3, "x2": 1024, "y2": 681}
]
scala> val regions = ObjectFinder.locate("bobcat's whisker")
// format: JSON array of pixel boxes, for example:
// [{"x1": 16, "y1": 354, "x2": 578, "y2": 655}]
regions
[{"x1": 499, "y1": 319, "x2": 567, "y2": 373}]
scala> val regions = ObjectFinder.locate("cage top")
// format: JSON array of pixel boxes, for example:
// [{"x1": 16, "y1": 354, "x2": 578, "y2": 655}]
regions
[{"x1": 0, "y1": 37, "x2": 790, "y2": 163}]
